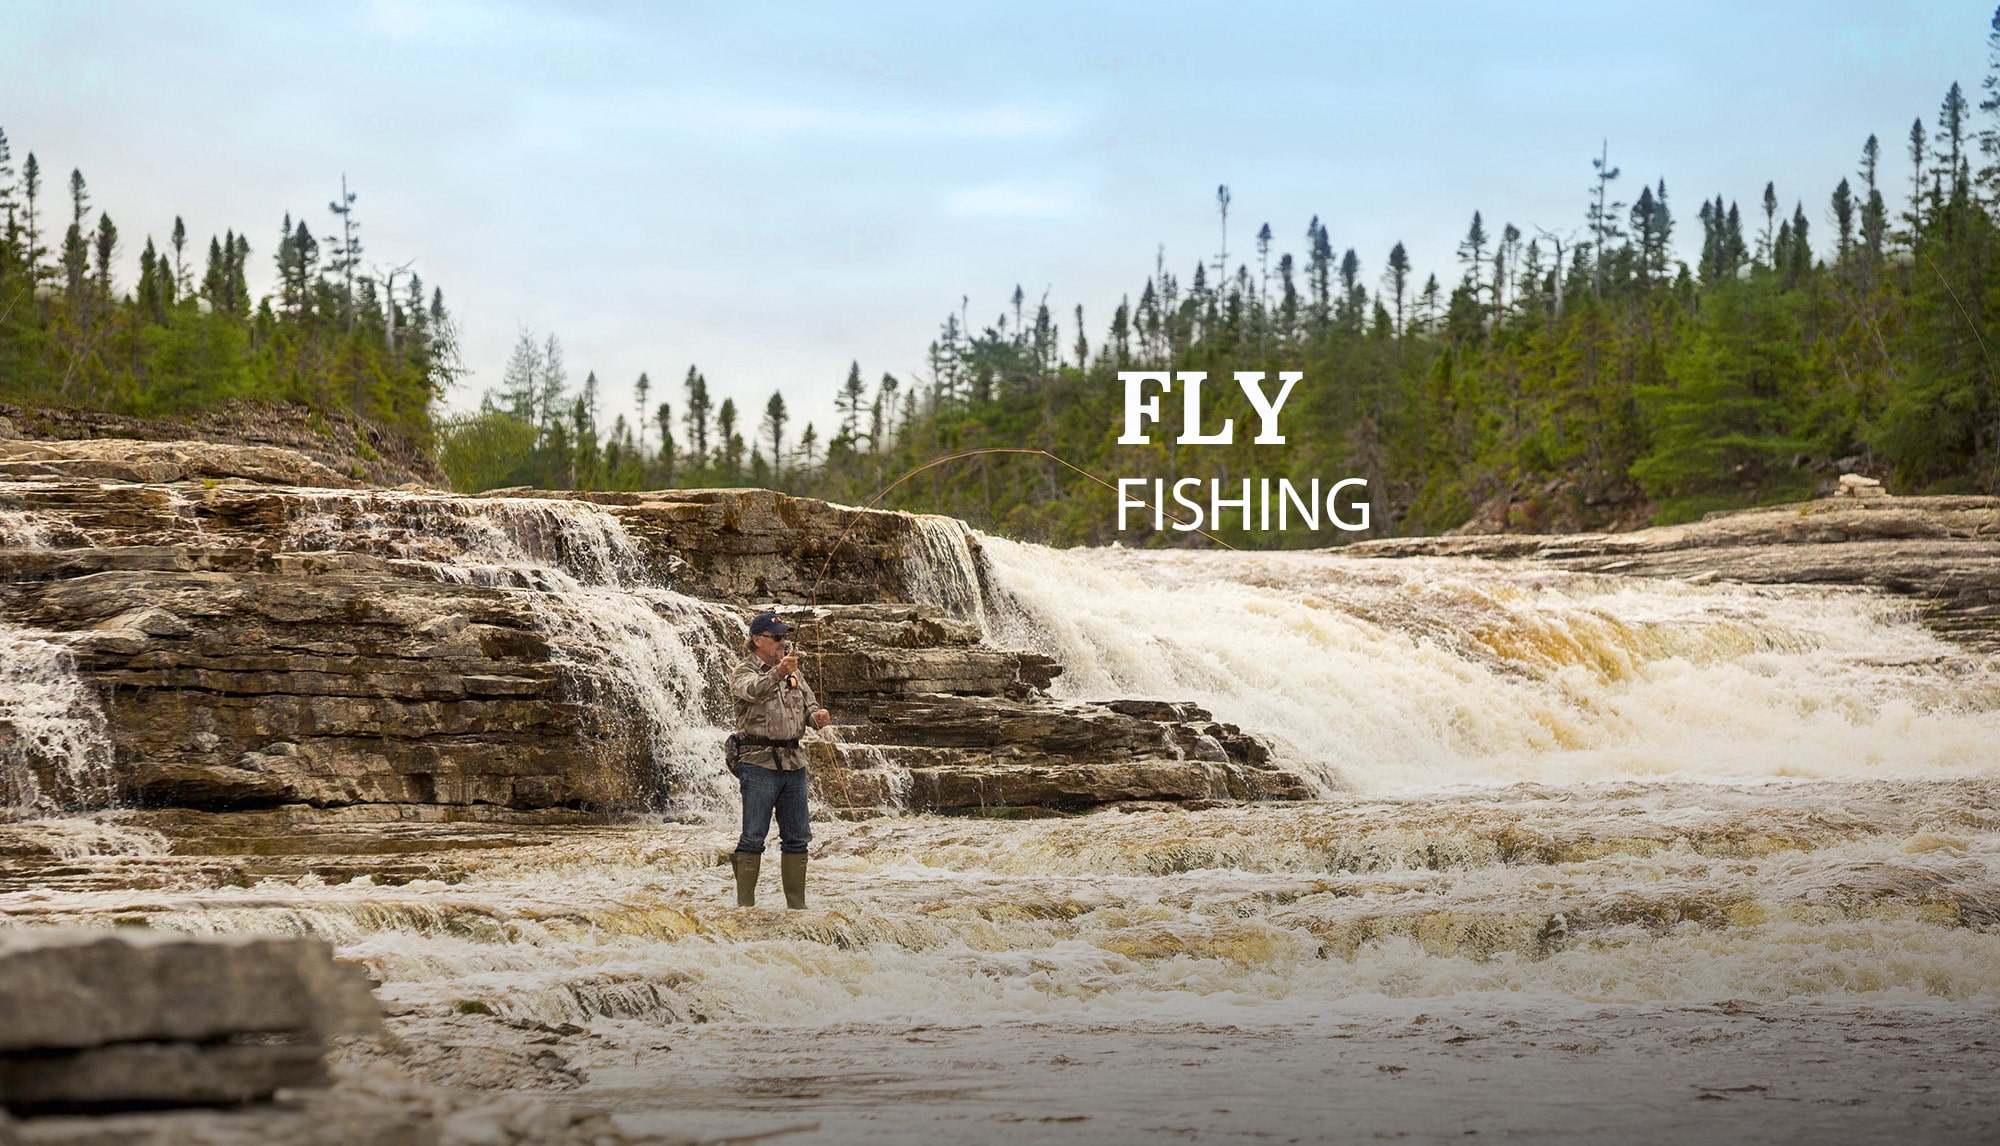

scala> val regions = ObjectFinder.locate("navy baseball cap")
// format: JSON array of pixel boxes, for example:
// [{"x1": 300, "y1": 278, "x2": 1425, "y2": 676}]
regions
[{"x1": 748, "y1": 612, "x2": 795, "y2": 637}]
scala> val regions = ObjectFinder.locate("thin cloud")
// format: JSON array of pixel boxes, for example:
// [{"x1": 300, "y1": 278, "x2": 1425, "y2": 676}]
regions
[
  {"x1": 545, "y1": 93, "x2": 1082, "y2": 142},
  {"x1": 944, "y1": 182, "x2": 1083, "y2": 218}
]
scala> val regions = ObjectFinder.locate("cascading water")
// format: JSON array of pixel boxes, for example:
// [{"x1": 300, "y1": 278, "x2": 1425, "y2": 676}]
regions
[
  {"x1": 977, "y1": 540, "x2": 2000, "y2": 793},
  {"x1": 276, "y1": 491, "x2": 744, "y2": 809},
  {"x1": 901, "y1": 514, "x2": 988, "y2": 628},
  {"x1": 0, "y1": 623, "x2": 115, "y2": 814}
]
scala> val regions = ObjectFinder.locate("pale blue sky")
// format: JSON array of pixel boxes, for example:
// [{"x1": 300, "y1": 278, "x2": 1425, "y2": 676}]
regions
[{"x1": 3, "y1": 1, "x2": 1993, "y2": 438}]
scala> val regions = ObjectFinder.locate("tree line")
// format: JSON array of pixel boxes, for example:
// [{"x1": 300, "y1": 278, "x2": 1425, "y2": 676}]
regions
[
  {"x1": 443, "y1": 5, "x2": 2000, "y2": 545},
  {"x1": 0, "y1": 138, "x2": 457, "y2": 445}
]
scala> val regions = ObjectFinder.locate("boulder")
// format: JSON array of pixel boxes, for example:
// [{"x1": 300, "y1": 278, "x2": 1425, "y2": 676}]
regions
[
  {"x1": 0, "y1": 929, "x2": 380, "y2": 1053},
  {"x1": 0, "y1": 928, "x2": 379, "y2": 1114}
]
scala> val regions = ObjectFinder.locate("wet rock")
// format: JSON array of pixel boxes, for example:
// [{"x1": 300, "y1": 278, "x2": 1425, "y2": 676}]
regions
[
  {"x1": 0, "y1": 452, "x2": 1306, "y2": 814},
  {"x1": 777, "y1": 604, "x2": 1060, "y2": 697},
  {"x1": 817, "y1": 694, "x2": 1308, "y2": 812}
]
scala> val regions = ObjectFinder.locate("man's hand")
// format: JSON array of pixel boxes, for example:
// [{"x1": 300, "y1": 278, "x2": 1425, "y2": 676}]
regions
[
  {"x1": 775, "y1": 653, "x2": 800, "y2": 677},
  {"x1": 811, "y1": 709, "x2": 832, "y2": 729}
]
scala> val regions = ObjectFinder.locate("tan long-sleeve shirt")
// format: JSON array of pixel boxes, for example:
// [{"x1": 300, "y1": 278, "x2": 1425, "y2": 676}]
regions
[{"x1": 729, "y1": 652, "x2": 824, "y2": 771}]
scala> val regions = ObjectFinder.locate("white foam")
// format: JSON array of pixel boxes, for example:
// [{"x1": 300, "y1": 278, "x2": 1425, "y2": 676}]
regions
[
  {"x1": 0, "y1": 624, "x2": 114, "y2": 814},
  {"x1": 977, "y1": 542, "x2": 2000, "y2": 793}
]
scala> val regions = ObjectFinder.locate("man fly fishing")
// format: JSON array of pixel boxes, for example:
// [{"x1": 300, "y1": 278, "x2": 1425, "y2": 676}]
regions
[{"x1": 726, "y1": 612, "x2": 831, "y2": 909}]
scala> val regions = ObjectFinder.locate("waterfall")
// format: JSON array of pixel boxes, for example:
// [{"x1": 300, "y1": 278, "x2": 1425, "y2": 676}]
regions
[
  {"x1": 277, "y1": 491, "x2": 742, "y2": 809},
  {"x1": 976, "y1": 539, "x2": 2000, "y2": 794},
  {"x1": 901, "y1": 515, "x2": 988, "y2": 628},
  {"x1": 0, "y1": 624, "x2": 115, "y2": 815}
]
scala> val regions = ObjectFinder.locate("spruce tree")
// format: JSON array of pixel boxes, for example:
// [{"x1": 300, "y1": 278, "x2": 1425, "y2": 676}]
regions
[
  {"x1": 682, "y1": 366, "x2": 711, "y2": 463},
  {"x1": 170, "y1": 216, "x2": 188, "y2": 297},
  {"x1": 67, "y1": 168, "x2": 88, "y2": 228},
  {"x1": 1256, "y1": 222, "x2": 1273, "y2": 310},
  {"x1": 202, "y1": 235, "x2": 226, "y2": 303},
  {"x1": 1384, "y1": 241, "x2": 1411, "y2": 334},
  {"x1": 836, "y1": 360, "x2": 866, "y2": 441},
  {"x1": 634, "y1": 372, "x2": 650, "y2": 454},
  {"x1": 1337, "y1": 248, "x2": 1363, "y2": 330},
  {"x1": 1759, "y1": 181, "x2": 1779, "y2": 265},
  {"x1": 1831, "y1": 179, "x2": 1856, "y2": 263},
  {"x1": 91, "y1": 214, "x2": 118, "y2": 300},
  {"x1": 326, "y1": 176, "x2": 360, "y2": 330},
  {"x1": 60, "y1": 169, "x2": 89, "y2": 304},
  {"x1": 717, "y1": 397, "x2": 741, "y2": 478},
  {"x1": 60, "y1": 219, "x2": 86, "y2": 305},
  {"x1": 0, "y1": 128, "x2": 14, "y2": 260},
  {"x1": 1908, "y1": 116, "x2": 1929, "y2": 236},
  {"x1": 1306, "y1": 217, "x2": 1332, "y2": 326},
  {"x1": 137, "y1": 237, "x2": 161, "y2": 321},
  {"x1": 1587, "y1": 142, "x2": 1623, "y2": 296},
  {"x1": 763, "y1": 390, "x2": 788, "y2": 479},
  {"x1": 21, "y1": 153, "x2": 41, "y2": 284},
  {"x1": 1861, "y1": 147, "x2": 1889, "y2": 274},
  {"x1": 1458, "y1": 211, "x2": 1488, "y2": 294},
  {"x1": 1937, "y1": 82, "x2": 1971, "y2": 201}
]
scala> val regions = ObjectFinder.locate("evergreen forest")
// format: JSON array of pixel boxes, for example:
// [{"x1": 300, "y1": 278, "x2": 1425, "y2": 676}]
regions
[
  {"x1": 446, "y1": 9, "x2": 2000, "y2": 544},
  {"x1": 9, "y1": 10, "x2": 2000, "y2": 547},
  {"x1": 0, "y1": 149, "x2": 456, "y2": 446}
]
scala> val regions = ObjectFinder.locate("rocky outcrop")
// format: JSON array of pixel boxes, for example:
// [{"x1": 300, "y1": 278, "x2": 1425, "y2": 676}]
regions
[
  {"x1": 1350, "y1": 496, "x2": 2000, "y2": 650},
  {"x1": 0, "y1": 402, "x2": 443, "y2": 489},
  {"x1": 811, "y1": 694, "x2": 1310, "y2": 813},
  {"x1": 0, "y1": 439, "x2": 363, "y2": 490},
  {"x1": 0, "y1": 444, "x2": 1307, "y2": 817},
  {"x1": 480, "y1": 485, "x2": 977, "y2": 607},
  {"x1": 0, "y1": 928, "x2": 379, "y2": 1112},
  {"x1": 17, "y1": 567, "x2": 611, "y2": 812}
]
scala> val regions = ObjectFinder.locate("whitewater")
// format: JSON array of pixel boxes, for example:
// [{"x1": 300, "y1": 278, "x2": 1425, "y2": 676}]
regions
[{"x1": 3, "y1": 501, "x2": 1997, "y2": 1142}]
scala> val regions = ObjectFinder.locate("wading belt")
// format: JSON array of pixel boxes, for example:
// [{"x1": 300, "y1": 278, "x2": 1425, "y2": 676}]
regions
[{"x1": 737, "y1": 736, "x2": 802, "y2": 750}]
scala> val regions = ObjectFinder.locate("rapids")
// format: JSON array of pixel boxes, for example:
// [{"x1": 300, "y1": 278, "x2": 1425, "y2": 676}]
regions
[
  {"x1": 3, "y1": 501, "x2": 1998, "y2": 1139},
  {"x1": 980, "y1": 540, "x2": 2000, "y2": 793}
]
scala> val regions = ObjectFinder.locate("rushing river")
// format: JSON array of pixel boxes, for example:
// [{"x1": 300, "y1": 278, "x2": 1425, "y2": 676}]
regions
[{"x1": 3, "y1": 502, "x2": 1999, "y2": 1142}]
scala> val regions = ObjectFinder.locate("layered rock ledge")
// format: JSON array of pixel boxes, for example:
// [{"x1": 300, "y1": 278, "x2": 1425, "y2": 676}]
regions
[{"x1": 0, "y1": 438, "x2": 1306, "y2": 818}]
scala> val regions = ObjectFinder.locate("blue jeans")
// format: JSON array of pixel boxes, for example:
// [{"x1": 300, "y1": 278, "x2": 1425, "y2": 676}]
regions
[{"x1": 736, "y1": 765, "x2": 811, "y2": 855}]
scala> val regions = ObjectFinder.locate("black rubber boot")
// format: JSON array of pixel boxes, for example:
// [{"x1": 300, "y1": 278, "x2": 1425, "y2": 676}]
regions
[
  {"x1": 733, "y1": 852, "x2": 760, "y2": 907},
  {"x1": 780, "y1": 852, "x2": 807, "y2": 910}
]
